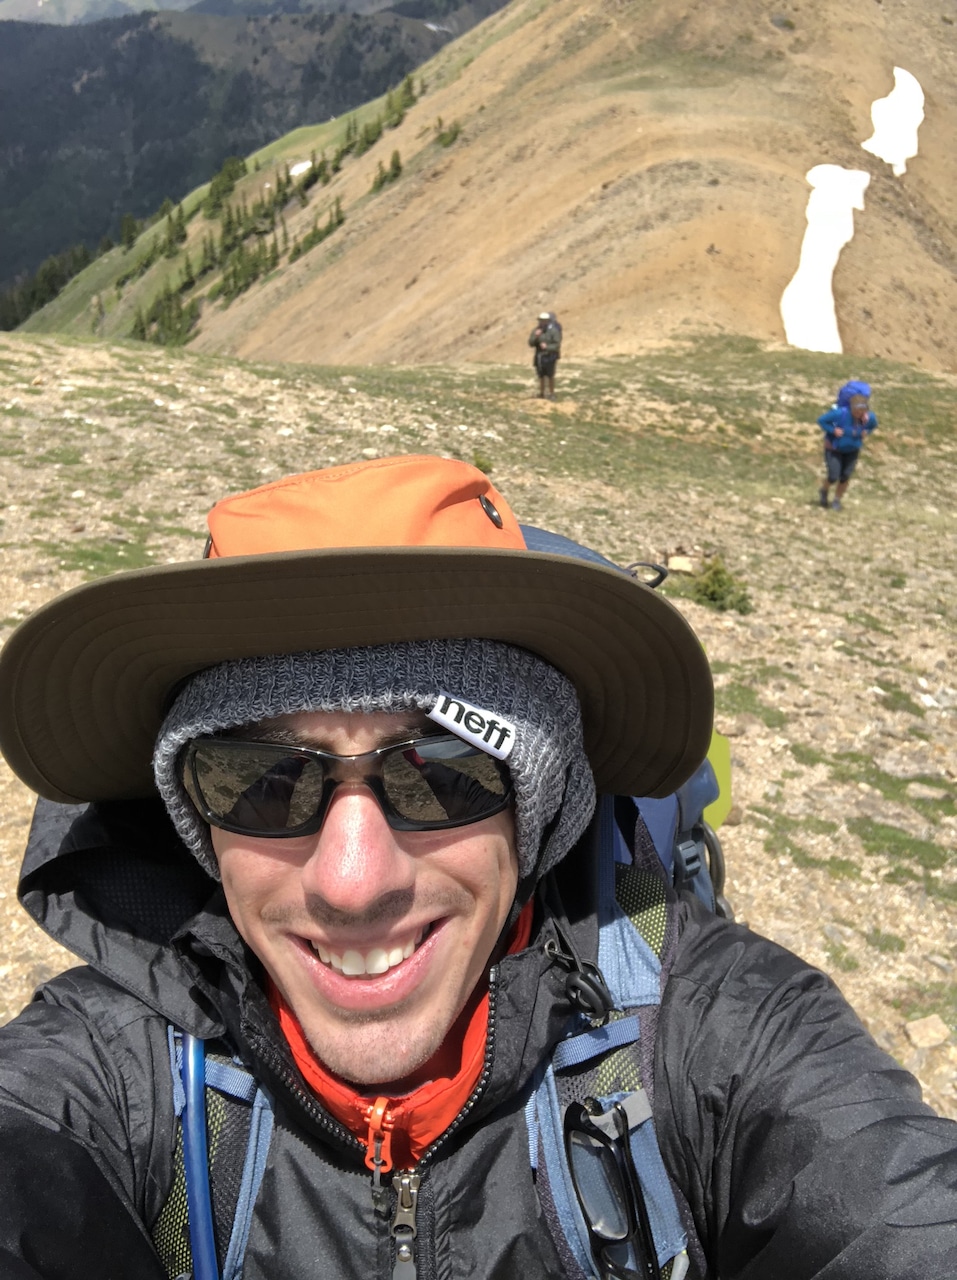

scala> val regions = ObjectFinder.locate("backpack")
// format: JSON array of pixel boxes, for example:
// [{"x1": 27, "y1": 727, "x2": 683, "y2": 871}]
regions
[
  {"x1": 541, "y1": 316, "x2": 563, "y2": 353},
  {"x1": 160, "y1": 530, "x2": 729, "y2": 1280},
  {"x1": 836, "y1": 379, "x2": 871, "y2": 409}
]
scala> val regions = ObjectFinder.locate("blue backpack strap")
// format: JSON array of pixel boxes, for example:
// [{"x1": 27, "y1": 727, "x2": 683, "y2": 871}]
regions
[
  {"x1": 182, "y1": 1035, "x2": 220, "y2": 1280},
  {"x1": 527, "y1": 797, "x2": 693, "y2": 1278},
  {"x1": 167, "y1": 1028, "x2": 275, "y2": 1280}
]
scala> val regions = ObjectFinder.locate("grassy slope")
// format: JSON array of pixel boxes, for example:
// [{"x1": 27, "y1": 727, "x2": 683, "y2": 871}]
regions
[{"x1": 0, "y1": 329, "x2": 955, "y2": 1108}]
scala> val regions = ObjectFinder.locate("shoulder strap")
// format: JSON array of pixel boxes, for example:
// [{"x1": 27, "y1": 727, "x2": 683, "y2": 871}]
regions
[
  {"x1": 153, "y1": 1028, "x2": 275, "y2": 1280},
  {"x1": 527, "y1": 797, "x2": 697, "y2": 1279}
]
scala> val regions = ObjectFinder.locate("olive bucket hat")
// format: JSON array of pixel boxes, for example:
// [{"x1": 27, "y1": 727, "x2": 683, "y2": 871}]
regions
[{"x1": 0, "y1": 454, "x2": 713, "y2": 804}]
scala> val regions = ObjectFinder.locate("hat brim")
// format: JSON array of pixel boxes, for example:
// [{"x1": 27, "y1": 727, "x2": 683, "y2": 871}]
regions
[{"x1": 0, "y1": 547, "x2": 713, "y2": 803}]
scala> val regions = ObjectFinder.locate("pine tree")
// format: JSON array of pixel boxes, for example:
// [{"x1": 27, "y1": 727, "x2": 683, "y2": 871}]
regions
[{"x1": 121, "y1": 213, "x2": 139, "y2": 251}]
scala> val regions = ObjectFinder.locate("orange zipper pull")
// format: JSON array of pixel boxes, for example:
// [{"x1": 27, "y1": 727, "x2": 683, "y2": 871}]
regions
[{"x1": 363, "y1": 1096, "x2": 395, "y2": 1176}]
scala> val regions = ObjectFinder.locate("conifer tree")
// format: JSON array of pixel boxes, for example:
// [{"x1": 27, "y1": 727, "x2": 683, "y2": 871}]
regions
[{"x1": 121, "y1": 214, "x2": 140, "y2": 251}]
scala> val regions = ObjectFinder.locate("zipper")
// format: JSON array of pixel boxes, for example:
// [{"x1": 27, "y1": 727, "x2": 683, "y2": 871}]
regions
[
  {"x1": 384, "y1": 974, "x2": 502, "y2": 1280},
  {"x1": 256, "y1": 1035, "x2": 365, "y2": 1155},
  {"x1": 390, "y1": 1172, "x2": 421, "y2": 1280}
]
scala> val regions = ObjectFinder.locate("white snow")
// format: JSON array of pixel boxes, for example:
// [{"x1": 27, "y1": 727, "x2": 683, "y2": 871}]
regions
[
  {"x1": 289, "y1": 161, "x2": 312, "y2": 178},
  {"x1": 780, "y1": 165, "x2": 870, "y2": 353},
  {"x1": 861, "y1": 67, "x2": 925, "y2": 176},
  {"x1": 780, "y1": 67, "x2": 925, "y2": 353}
]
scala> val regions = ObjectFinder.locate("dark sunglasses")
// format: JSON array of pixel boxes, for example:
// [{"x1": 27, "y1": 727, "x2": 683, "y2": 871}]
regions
[
  {"x1": 179, "y1": 733, "x2": 512, "y2": 838},
  {"x1": 564, "y1": 1099, "x2": 661, "y2": 1280}
]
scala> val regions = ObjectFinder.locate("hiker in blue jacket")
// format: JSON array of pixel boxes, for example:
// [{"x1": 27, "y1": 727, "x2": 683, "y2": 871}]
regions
[
  {"x1": 818, "y1": 379, "x2": 878, "y2": 511},
  {"x1": 0, "y1": 454, "x2": 954, "y2": 1280}
]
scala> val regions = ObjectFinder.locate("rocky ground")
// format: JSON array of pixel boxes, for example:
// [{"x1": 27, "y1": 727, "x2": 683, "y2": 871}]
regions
[{"x1": 0, "y1": 331, "x2": 954, "y2": 1116}]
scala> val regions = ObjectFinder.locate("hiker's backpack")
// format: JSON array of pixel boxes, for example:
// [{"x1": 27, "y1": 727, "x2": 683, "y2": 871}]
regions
[
  {"x1": 541, "y1": 315, "x2": 563, "y2": 353},
  {"x1": 160, "y1": 530, "x2": 729, "y2": 1280},
  {"x1": 835, "y1": 379, "x2": 871, "y2": 409}
]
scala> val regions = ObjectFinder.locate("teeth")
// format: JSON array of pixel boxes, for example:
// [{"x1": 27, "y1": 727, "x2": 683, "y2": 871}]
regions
[
  {"x1": 311, "y1": 929, "x2": 424, "y2": 977},
  {"x1": 341, "y1": 950, "x2": 366, "y2": 977},
  {"x1": 365, "y1": 948, "x2": 390, "y2": 975}
]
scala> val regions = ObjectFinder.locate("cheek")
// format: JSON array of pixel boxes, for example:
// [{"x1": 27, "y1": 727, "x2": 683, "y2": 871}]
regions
[{"x1": 210, "y1": 830, "x2": 297, "y2": 933}]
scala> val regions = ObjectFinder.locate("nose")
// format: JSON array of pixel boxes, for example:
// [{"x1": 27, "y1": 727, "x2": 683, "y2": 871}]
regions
[{"x1": 299, "y1": 784, "x2": 415, "y2": 921}]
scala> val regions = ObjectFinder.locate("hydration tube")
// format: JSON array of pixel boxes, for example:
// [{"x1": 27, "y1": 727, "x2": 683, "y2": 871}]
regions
[{"x1": 181, "y1": 1033, "x2": 221, "y2": 1280}]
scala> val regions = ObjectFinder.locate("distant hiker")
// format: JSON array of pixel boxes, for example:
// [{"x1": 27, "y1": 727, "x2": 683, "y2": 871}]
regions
[
  {"x1": 528, "y1": 310, "x2": 562, "y2": 399},
  {"x1": 817, "y1": 379, "x2": 877, "y2": 511}
]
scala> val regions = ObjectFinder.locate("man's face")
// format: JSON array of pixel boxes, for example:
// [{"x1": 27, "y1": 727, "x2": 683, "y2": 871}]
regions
[{"x1": 211, "y1": 709, "x2": 519, "y2": 1091}]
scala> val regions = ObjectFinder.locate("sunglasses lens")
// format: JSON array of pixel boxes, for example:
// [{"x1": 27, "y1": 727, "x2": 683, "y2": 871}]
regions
[
  {"x1": 187, "y1": 741, "x2": 327, "y2": 834},
  {"x1": 567, "y1": 1130, "x2": 630, "y2": 1241},
  {"x1": 183, "y1": 734, "x2": 510, "y2": 836},
  {"x1": 381, "y1": 737, "x2": 508, "y2": 826}
]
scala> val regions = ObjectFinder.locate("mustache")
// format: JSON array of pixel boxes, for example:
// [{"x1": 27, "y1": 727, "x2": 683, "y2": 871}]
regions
[{"x1": 263, "y1": 886, "x2": 466, "y2": 932}]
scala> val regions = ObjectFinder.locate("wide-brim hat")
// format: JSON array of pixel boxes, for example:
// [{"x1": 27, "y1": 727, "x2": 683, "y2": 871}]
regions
[{"x1": 0, "y1": 455, "x2": 713, "y2": 803}]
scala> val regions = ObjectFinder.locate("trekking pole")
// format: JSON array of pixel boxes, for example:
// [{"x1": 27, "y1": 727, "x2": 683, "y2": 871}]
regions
[{"x1": 182, "y1": 1033, "x2": 222, "y2": 1280}]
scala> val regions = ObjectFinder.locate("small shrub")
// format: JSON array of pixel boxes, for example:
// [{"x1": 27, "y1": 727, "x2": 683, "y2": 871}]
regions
[
  {"x1": 824, "y1": 941, "x2": 860, "y2": 973},
  {"x1": 436, "y1": 120, "x2": 461, "y2": 147},
  {"x1": 691, "y1": 555, "x2": 753, "y2": 614},
  {"x1": 864, "y1": 929, "x2": 906, "y2": 955},
  {"x1": 371, "y1": 153, "x2": 402, "y2": 193}
]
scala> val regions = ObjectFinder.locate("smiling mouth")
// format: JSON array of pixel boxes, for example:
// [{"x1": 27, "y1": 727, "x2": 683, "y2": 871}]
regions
[{"x1": 308, "y1": 925, "x2": 431, "y2": 977}]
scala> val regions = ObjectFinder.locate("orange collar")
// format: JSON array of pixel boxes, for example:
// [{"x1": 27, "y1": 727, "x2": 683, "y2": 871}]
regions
[{"x1": 271, "y1": 901, "x2": 533, "y2": 1173}]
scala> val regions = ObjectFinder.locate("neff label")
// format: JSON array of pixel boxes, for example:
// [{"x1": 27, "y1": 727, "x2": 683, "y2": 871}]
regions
[{"x1": 428, "y1": 694, "x2": 516, "y2": 760}]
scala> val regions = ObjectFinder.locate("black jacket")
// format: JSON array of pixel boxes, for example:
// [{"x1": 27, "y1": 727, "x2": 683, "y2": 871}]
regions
[{"x1": 1, "y1": 799, "x2": 955, "y2": 1279}]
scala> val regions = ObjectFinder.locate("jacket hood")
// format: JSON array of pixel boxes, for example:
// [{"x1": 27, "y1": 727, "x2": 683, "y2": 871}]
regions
[{"x1": 18, "y1": 796, "x2": 228, "y2": 1038}]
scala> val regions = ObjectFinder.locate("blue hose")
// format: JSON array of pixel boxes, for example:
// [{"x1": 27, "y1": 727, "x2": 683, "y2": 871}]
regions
[{"x1": 182, "y1": 1034, "x2": 221, "y2": 1280}]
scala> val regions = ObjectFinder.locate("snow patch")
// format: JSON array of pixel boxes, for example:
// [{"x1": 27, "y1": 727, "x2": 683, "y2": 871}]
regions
[
  {"x1": 780, "y1": 165, "x2": 870, "y2": 354},
  {"x1": 780, "y1": 68, "x2": 925, "y2": 353},
  {"x1": 861, "y1": 67, "x2": 925, "y2": 177}
]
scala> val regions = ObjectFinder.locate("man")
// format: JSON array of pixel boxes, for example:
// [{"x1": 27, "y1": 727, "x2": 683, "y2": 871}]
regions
[
  {"x1": 818, "y1": 380, "x2": 878, "y2": 511},
  {"x1": 528, "y1": 309, "x2": 562, "y2": 399},
  {"x1": 0, "y1": 453, "x2": 954, "y2": 1280}
]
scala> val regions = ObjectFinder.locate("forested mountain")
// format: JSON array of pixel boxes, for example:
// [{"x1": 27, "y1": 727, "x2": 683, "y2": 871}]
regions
[{"x1": 0, "y1": 0, "x2": 508, "y2": 286}]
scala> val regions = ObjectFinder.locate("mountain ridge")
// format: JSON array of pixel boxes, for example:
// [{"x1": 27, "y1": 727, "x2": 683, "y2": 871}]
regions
[{"x1": 25, "y1": 0, "x2": 957, "y2": 372}]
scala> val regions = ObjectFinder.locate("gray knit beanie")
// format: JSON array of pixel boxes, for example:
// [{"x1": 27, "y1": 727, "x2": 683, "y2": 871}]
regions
[{"x1": 153, "y1": 639, "x2": 596, "y2": 884}]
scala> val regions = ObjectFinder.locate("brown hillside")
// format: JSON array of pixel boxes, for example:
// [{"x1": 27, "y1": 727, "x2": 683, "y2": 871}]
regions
[{"x1": 189, "y1": 0, "x2": 957, "y2": 372}]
